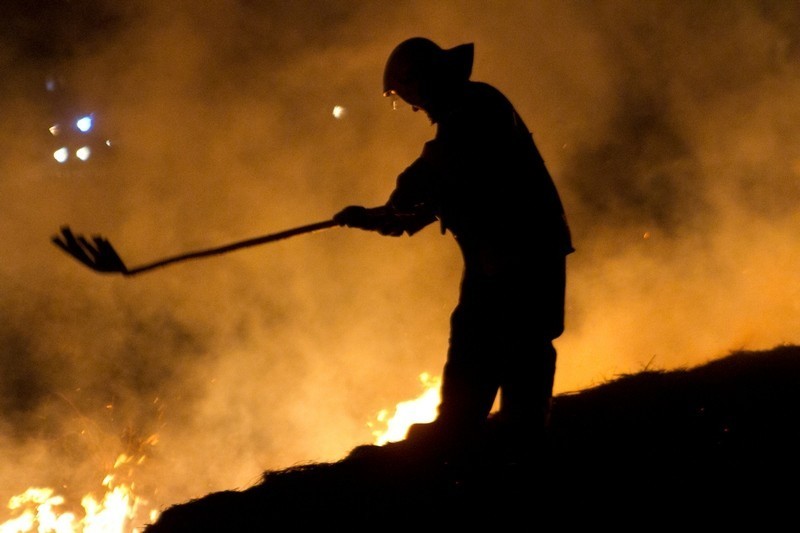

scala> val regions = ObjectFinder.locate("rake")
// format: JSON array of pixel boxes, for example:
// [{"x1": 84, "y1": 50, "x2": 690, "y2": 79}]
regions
[{"x1": 52, "y1": 219, "x2": 338, "y2": 276}]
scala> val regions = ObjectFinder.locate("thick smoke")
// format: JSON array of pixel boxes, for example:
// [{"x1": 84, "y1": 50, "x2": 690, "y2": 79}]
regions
[{"x1": 1, "y1": 0, "x2": 798, "y2": 523}]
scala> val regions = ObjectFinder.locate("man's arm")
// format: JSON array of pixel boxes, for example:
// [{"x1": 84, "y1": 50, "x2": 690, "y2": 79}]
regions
[{"x1": 333, "y1": 205, "x2": 436, "y2": 236}]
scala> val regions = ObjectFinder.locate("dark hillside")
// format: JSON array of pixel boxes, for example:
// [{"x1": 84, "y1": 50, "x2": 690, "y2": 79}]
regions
[{"x1": 144, "y1": 345, "x2": 800, "y2": 530}]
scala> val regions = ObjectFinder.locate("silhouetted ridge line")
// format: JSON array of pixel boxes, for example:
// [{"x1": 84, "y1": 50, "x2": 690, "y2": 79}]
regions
[{"x1": 144, "y1": 345, "x2": 800, "y2": 531}]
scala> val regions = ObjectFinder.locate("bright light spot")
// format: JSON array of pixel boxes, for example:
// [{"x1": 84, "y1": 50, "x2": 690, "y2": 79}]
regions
[
  {"x1": 75, "y1": 146, "x2": 91, "y2": 161},
  {"x1": 371, "y1": 373, "x2": 441, "y2": 445},
  {"x1": 76, "y1": 116, "x2": 93, "y2": 132},
  {"x1": 49, "y1": 124, "x2": 61, "y2": 136},
  {"x1": 643, "y1": 231, "x2": 651, "y2": 240},
  {"x1": 105, "y1": 139, "x2": 112, "y2": 146},
  {"x1": 332, "y1": 105, "x2": 347, "y2": 119},
  {"x1": 53, "y1": 147, "x2": 68, "y2": 163}
]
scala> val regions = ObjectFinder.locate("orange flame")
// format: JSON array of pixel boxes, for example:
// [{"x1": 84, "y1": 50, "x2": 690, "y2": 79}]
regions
[
  {"x1": 370, "y1": 372, "x2": 442, "y2": 445},
  {"x1": 0, "y1": 455, "x2": 157, "y2": 533}
]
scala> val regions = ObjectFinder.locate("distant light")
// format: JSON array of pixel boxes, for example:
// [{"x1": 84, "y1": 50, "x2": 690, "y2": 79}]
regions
[
  {"x1": 76, "y1": 115, "x2": 93, "y2": 132},
  {"x1": 54, "y1": 147, "x2": 69, "y2": 163},
  {"x1": 105, "y1": 139, "x2": 112, "y2": 146},
  {"x1": 75, "y1": 146, "x2": 91, "y2": 161},
  {"x1": 45, "y1": 77, "x2": 57, "y2": 92},
  {"x1": 49, "y1": 124, "x2": 61, "y2": 136},
  {"x1": 332, "y1": 105, "x2": 347, "y2": 119}
]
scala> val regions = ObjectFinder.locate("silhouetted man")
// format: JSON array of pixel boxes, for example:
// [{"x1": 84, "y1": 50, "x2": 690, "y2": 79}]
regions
[{"x1": 335, "y1": 37, "x2": 573, "y2": 462}]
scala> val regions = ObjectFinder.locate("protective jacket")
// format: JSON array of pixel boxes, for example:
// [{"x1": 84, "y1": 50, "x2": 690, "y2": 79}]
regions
[{"x1": 386, "y1": 80, "x2": 574, "y2": 338}]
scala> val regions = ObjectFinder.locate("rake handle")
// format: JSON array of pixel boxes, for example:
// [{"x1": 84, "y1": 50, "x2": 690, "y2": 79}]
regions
[{"x1": 123, "y1": 219, "x2": 338, "y2": 276}]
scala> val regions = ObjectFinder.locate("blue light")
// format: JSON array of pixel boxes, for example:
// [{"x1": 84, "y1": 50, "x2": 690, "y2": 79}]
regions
[{"x1": 76, "y1": 115, "x2": 93, "y2": 132}]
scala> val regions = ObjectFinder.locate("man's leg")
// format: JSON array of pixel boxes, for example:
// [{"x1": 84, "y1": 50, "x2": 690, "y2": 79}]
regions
[
  {"x1": 406, "y1": 298, "x2": 498, "y2": 454},
  {"x1": 498, "y1": 338, "x2": 557, "y2": 432},
  {"x1": 497, "y1": 253, "x2": 566, "y2": 438}
]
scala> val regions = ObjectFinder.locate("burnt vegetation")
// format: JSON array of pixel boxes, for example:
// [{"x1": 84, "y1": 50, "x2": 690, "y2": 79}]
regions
[{"x1": 144, "y1": 345, "x2": 800, "y2": 530}]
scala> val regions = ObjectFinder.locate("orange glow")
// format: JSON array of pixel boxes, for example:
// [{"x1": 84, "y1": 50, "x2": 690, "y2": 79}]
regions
[
  {"x1": 370, "y1": 373, "x2": 441, "y2": 445},
  {"x1": 0, "y1": 455, "x2": 156, "y2": 533}
]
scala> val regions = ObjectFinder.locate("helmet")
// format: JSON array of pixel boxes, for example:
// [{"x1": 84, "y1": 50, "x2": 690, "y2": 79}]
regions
[{"x1": 383, "y1": 37, "x2": 474, "y2": 105}]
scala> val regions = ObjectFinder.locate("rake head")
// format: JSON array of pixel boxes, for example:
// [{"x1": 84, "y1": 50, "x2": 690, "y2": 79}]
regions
[
  {"x1": 52, "y1": 218, "x2": 339, "y2": 277},
  {"x1": 52, "y1": 226, "x2": 129, "y2": 275}
]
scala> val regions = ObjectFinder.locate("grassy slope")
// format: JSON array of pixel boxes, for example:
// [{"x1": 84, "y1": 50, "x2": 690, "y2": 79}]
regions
[{"x1": 143, "y1": 345, "x2": 800, "y2": 531}]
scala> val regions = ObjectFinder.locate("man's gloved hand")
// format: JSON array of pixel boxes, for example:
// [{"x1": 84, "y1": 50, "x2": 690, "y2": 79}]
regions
[
  {"x1": 334, "y1": 205, "x2": 370, "y2": 228},
  {"x1": 333, "y1": 205, "x2": 406, "y2": 236}
]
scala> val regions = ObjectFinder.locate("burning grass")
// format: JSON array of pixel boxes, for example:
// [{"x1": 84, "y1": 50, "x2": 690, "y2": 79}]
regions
[{"x1": 142, "y1": 344, "x2": 800, "y2": 530}]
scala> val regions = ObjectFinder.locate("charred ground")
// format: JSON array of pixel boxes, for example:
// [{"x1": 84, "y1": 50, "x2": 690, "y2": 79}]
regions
[{"x1": 143, "y1": 345, "x2": 800, "y2": 530}]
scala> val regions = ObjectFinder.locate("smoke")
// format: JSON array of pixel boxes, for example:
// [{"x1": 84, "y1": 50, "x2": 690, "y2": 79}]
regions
[{"x1": 1, "y1": 0, "x2": 798, "y2": 521}]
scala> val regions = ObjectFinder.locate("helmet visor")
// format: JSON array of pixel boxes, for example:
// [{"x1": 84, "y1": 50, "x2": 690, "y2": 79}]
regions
[
  {"x1": 383, "y1": 89, "x2": 422, "y2": 111},
  {"x1": 385, "y1": 90, "x2": 403, "y2": 110},
  {"x1": 383, "y1": 90, "x2": 408, "y2": 111}
]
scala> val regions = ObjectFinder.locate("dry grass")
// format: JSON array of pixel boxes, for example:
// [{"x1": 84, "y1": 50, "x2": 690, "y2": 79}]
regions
[{"x1": 144, "y1": 345, "x2": 800, "y2": 530}]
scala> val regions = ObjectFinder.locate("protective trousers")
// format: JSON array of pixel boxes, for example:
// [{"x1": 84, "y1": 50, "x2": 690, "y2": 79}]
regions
[{"x1": 436, "y1": 254, "x2": 566, "y2": 444}]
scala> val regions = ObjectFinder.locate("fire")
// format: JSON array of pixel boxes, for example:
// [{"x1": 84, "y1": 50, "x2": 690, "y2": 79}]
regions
[
  {"x1": 371, "y1": 372, "x2": 442, "y2": 445},
  {"x1": 2, "y1": 377, "x2": 445, "y2": 531},
  {"x1": 0, "y1": 454, "x2": 157, "y2": 533}
]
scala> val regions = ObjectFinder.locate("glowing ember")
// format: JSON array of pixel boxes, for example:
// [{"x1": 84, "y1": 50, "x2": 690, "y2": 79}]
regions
[
  {"x1": 371, "y1": 372, "x2": 441, "y2": 445},
  {"x1": 0, "y1": 455, "x2": 156, "y2": 533}
]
